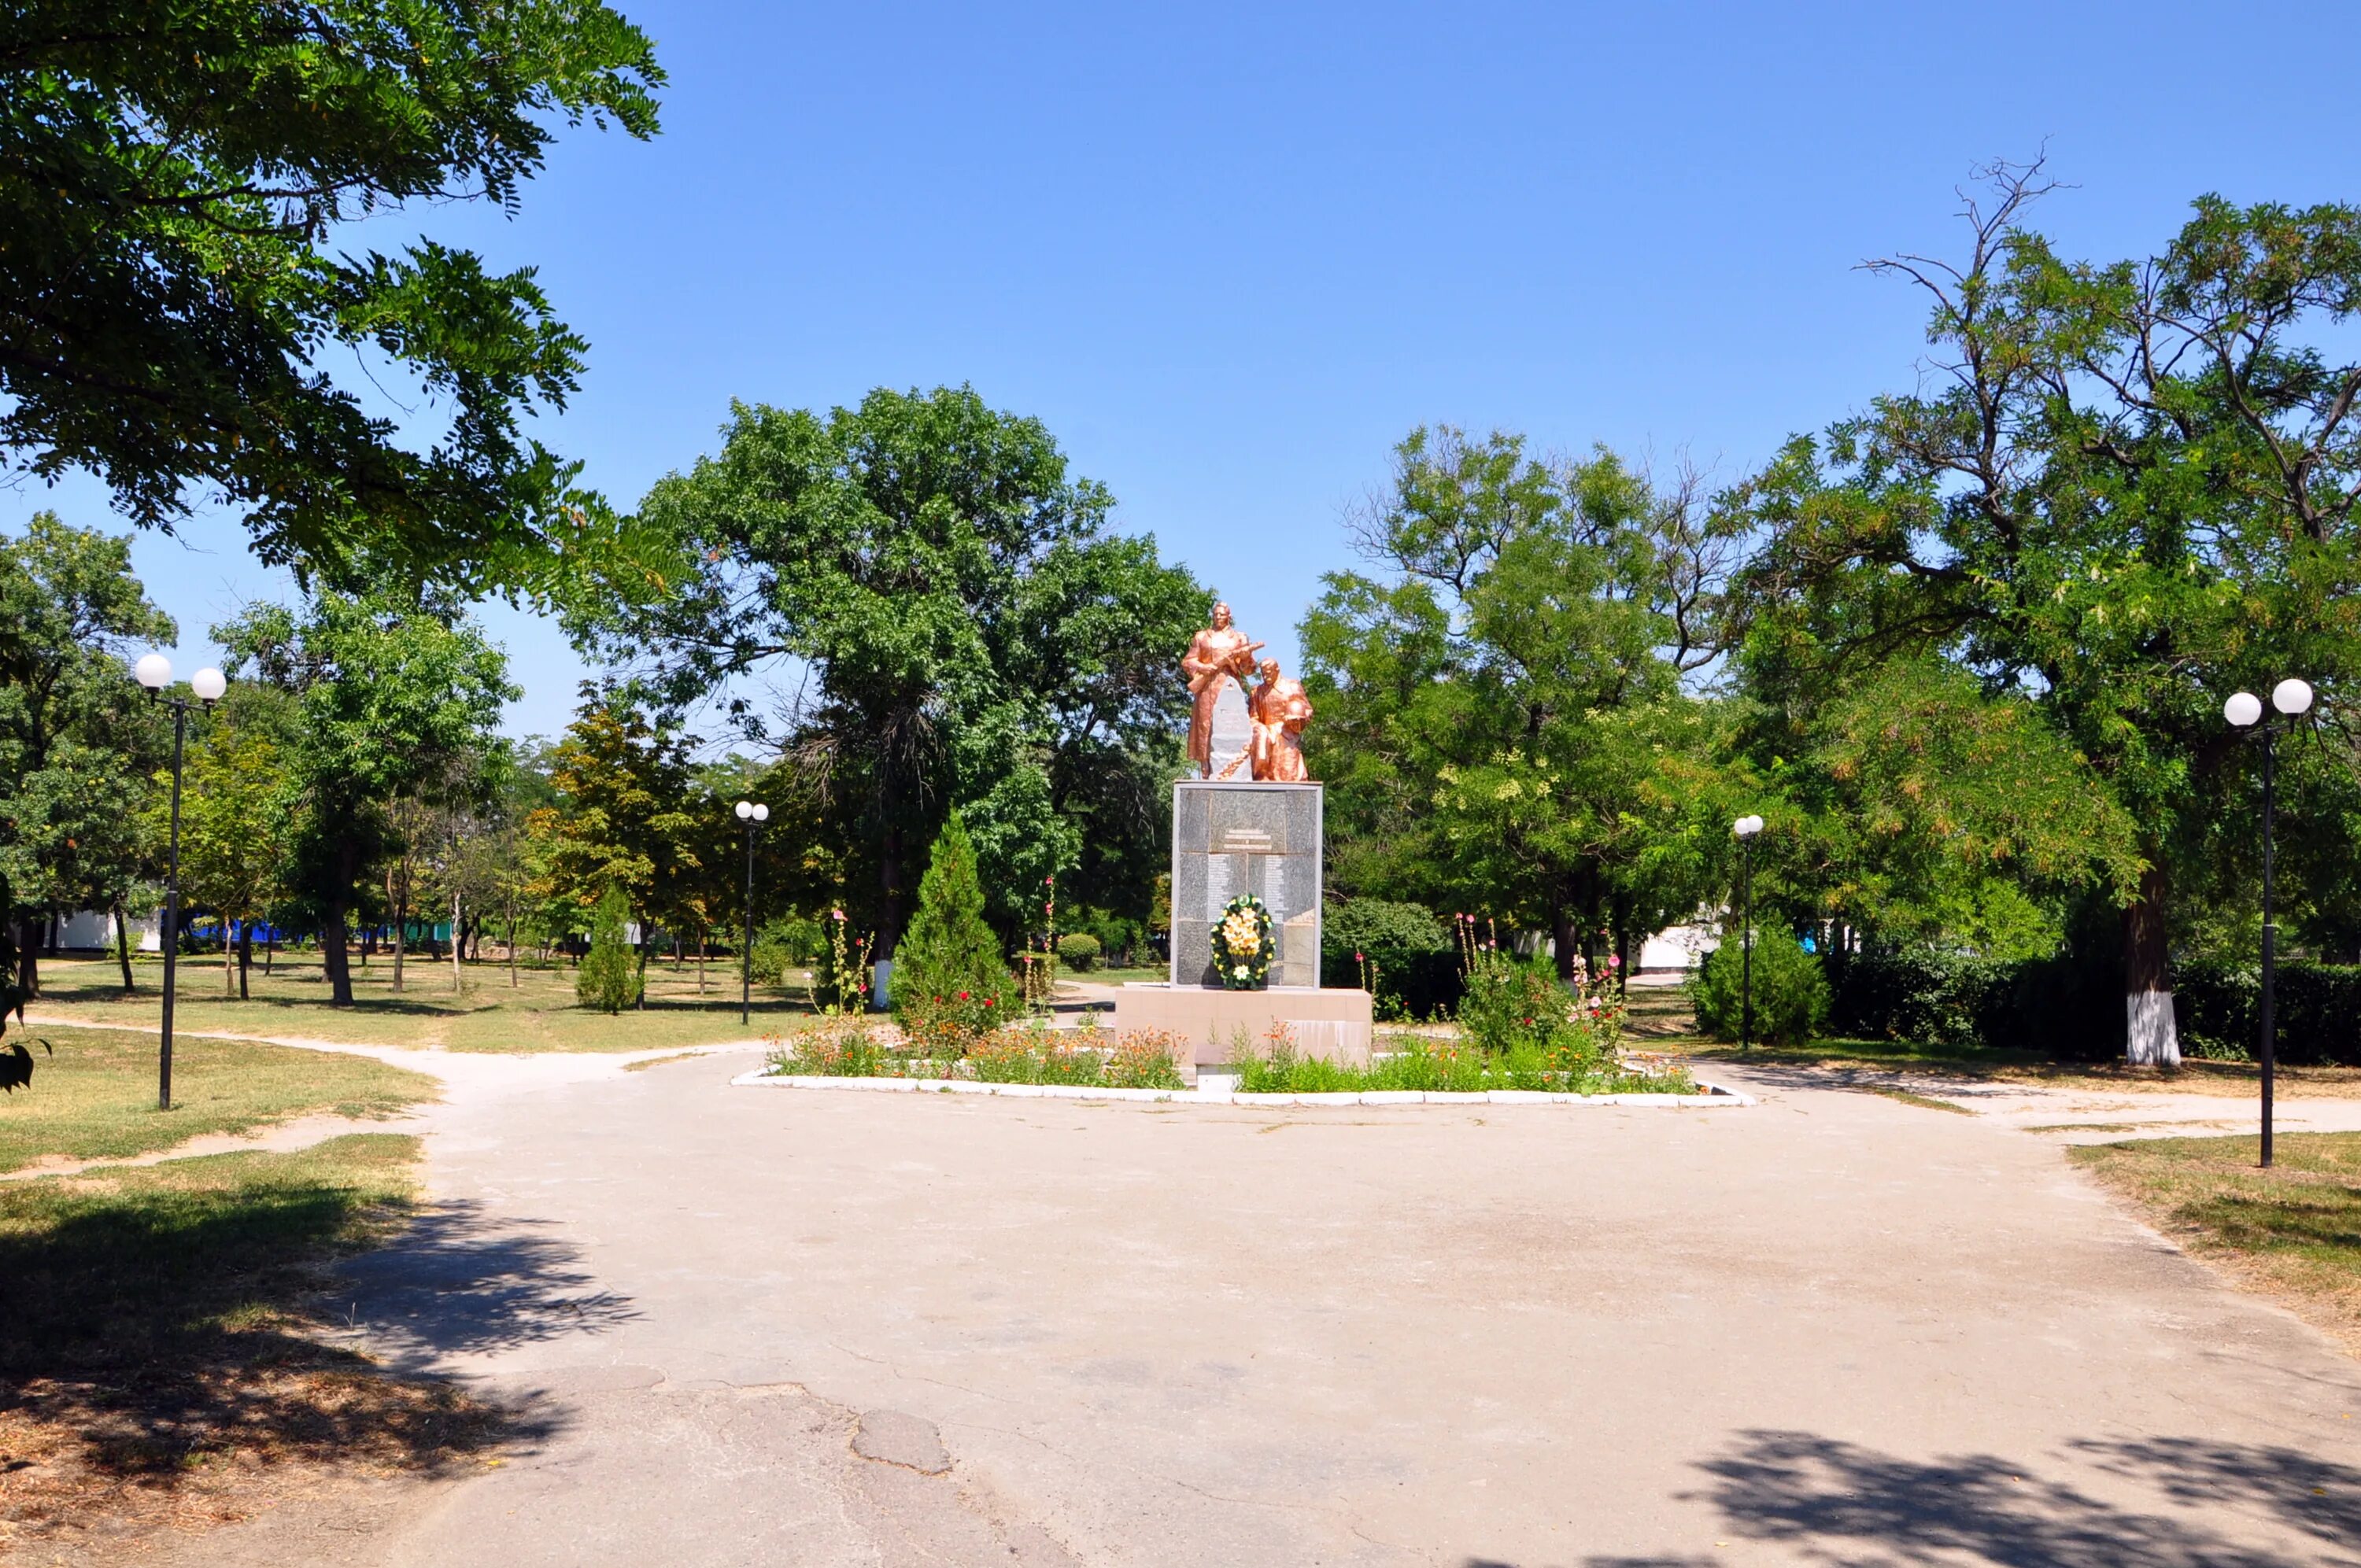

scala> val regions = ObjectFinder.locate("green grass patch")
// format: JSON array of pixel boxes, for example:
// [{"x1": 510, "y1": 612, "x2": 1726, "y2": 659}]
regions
[
  {"x1": 0, "y1": 1026, "x2": 435, "y2": 1173},
  {"x1": 1235, "y1": 1034, "x2": 1697, "y2": 1096},
  {"x1": 764, "y1": 1021, "x2": 1188, "y2": 1090},
  {"x1": 27, "y1": 951, "x2": 807, "y2": 1052},
  {"x1": 0, "y1": 1134, "x2": 422, "y2": 1371},
  {"x1": 2074, "y1": 1131, "x2": 2361, "y2": 1352}
]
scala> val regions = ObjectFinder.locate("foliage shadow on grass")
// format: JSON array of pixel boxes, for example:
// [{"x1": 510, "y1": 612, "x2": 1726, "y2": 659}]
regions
[
  {"x1": 1568, "y1": 1427, "x2": 2360, "y2": 1568},
  {"x1": 0, "y1": 1138, "x2": 571, "y2": 1520}
]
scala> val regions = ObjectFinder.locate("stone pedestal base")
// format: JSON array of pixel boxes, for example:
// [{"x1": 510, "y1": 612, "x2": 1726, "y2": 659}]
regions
[{"x1": 1112, "y1": 983, "x2": 1375, "y2": 1079}]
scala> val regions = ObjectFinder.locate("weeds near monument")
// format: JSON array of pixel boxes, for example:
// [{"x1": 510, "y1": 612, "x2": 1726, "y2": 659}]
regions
[
  {"x1": 807, "y1": 909, "x2": 874, "y2": 1016},
  {"x1": 763, "y1": 1020, "x2": 1184, "y2": 1090}
]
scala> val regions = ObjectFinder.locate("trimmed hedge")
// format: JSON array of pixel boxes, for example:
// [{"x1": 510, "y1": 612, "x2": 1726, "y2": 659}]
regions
[
  {"x1": 1821, "y1": 949, "x2": 2361, "y2": 1064},
  {"x1": 2173, "y1": 959, "x2": 2361, "y2": 1066}
]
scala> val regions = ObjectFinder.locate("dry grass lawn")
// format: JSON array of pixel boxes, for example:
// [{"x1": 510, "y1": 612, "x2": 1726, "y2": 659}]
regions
[{"x1": 2074, "y1": 1131, "x2": 2361, "y2": 1355}]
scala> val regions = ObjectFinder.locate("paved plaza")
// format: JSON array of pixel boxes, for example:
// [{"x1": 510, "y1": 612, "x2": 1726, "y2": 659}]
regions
[{"x1": 142, "y1": 1044, "x2": 2361, "y2": 1567}]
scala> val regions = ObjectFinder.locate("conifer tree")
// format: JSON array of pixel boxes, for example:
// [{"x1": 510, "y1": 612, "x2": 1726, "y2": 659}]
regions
[
  {"x1": 892, "y1": 815, "x2": 1016, "y2": 1031},
  {"x1": 577, "y1": 886, "x2": 641, "y2": 1014}
]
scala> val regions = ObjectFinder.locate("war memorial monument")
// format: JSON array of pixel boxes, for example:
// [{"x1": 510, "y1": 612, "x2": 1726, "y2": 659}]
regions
[{"x1": 1112, "y1": 604, "x2": 1376, "y2": 1073}]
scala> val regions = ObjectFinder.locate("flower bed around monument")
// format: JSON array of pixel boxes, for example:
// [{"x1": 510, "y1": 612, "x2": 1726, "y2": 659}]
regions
[
  {"x1": 764, "y1": 1020, "x2": 1189, "y2": 1091},
  {"x1": 1233, "y1": 1029, "x2": 1694, "y2": 1097}
]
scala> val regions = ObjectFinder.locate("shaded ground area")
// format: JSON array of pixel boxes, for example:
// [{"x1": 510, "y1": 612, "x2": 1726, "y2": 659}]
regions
[
  {"x1": 1576, "y1": 1429, "x2": 2361, "y2": 1568},
  {"x1": 0, "y1": 1136, "x2": 527, "y2": 1564},
  {"x1": 141, "y1": 1053, "x2": 2361, "y2": 1566}
]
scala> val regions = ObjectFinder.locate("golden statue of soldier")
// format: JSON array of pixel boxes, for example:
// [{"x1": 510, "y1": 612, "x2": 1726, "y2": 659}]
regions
[{"x1": 1179, "y1": 604, "x2": 1314, "y2": 782}]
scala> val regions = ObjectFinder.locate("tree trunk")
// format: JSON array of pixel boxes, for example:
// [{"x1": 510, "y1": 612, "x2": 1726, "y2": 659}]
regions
[
  {"x1": 17, "y1": 918, "x2": 38, "y2": 1000},
  {"x1": 390, "y1": 857, "x2": 408, "y2": 994},
  {"x1": 2123, "y1": 859, "x2": 2179, "y2": 1066},
  {"x1": 113, "y1": 900, "x2": 135, "y2": 991},
  {"x1": 451, "y1": 887, "x2": 463, "y2": 994},
  {"x1": 1551, "y1": 900, "x2": 1580, "y2": 982},
  {"x1": 237, "y1": 921, "x2": 252, "y2": 999},
  {"x1": 224, "y1": 917, "x2": 237, "y2": 993},
  {"x1": 1611, "y1": 893, "x2": 1633, "y2": 997},
  {"x1": 323, "y1": 895, "x2": 355, "y2": 1005},
  {"x1": 696, "y1": 929, "x2": 707, "y2": 994},
  {"x1": 506, "y1": 912, "x2": 520, "y2": 988}
]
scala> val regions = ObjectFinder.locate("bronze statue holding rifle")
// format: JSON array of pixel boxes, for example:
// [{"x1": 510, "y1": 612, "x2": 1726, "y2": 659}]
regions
[{"x1": 1180, "y1": 602, "x2": 1262, "y2": 778}]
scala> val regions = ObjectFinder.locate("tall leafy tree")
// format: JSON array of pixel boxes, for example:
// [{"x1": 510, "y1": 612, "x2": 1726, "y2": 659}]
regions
[
  {"x1": 0, "y1": 513, "x2": 171, "y2": 1000},
  {"x1": 526, "y1": 689, "x2": 704, "y2": 994},
  {"x1": 1302, "y1": 428, "x2": 1741, "y2": 975},
  {"x1": 0, "y1": 1, "x2": 664, "y2": 596},
  {"x1": 217, "y1": 595, "x2": 516, "y2": 1004},
  {"x1": 146, "y1": 711, "x2": 289, "y2": 997},
  {"x1": 1727, "y1": 163, "x2": 2361, "y2": 1061},
  {"x1": 584, "y1": 386, "x2": 1208, "y2": 952}
]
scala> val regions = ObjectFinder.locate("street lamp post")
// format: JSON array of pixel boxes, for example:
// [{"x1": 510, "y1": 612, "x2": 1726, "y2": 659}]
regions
[
  {"x1": 734, "y1": 800, "x2": 769, "y2": 1026},
  {"x1": 135, "y1": 655, "x2": 226, "y2": 1111},
  {"x1": 2225, "y1": 678, "x2": 2315, "y2": 1169},
  {"x1": 1733, "y1": 814, "x2": 1764, "y2": 1052}
]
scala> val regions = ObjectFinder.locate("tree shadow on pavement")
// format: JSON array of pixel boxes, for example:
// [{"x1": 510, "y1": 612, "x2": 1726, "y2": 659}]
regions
[
  {"x1": 1565, "y1": 1428, "x2": 2361, "y2": 1568},
  {"x1": 330, "y1": 1197, "x2": 642, "y2": 1373}
]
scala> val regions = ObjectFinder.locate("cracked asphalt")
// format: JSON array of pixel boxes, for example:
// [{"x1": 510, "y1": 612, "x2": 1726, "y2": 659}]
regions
[{"x1": 147, "y1": 1050, "x2": 2361, "y2": 1566}]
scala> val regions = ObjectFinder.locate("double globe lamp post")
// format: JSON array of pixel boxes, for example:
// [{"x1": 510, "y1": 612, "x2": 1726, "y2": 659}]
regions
[
  {"x1": 2224, "y1": 677, "x2": 2315, "y2": 1169},
  {"x1": 134, "y1": 654, "x2": 227, "y2": 1112},
  {"x1": 734, "y1": 799, "x2": 769, "y2": 1025},
  {"x1": 1732, "y1": 813, "x2": 1765, "y2": 1052}
]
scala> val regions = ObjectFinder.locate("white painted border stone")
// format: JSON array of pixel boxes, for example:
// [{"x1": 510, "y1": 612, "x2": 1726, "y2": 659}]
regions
[{"x1": 729, "y1": 1068, "x2": 1753, "y2": 1109}]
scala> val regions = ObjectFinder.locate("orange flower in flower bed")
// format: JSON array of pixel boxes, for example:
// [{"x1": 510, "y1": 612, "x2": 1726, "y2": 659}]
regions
[{"x1": 1107, "y1": 1030, "x2": 1188, "y2": 1090}]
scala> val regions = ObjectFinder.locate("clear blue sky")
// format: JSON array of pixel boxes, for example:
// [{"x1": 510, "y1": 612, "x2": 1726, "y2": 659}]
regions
[{"x1": 12, "y1": 0, "x2": 2360, "y2": 742}]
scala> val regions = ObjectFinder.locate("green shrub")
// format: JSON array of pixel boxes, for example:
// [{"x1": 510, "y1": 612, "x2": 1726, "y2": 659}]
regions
[
  {"x1": 892, "y1": 814, "x2": 1018, "y2": 1043},
  {"x1": 750, "y1": 915, "x2": 822, "y2": 986},
  {"x1": 1055, "y1": 932, "x2": 1103, "y2": 972},
  {"x1": 1066, "y1": 907, "x2": 1141, "y2": 967},
  {"x1": 1456, "y1": 947, "x2": 1574, "y2": 1053},
  {"x1": 575, "y1": 887, "x2": 642, "y2": 1014},
  {"x1": 1320, "y1": 898, "x2": 1460, "y2": 1018},
  {"x1": 1691, "y1": 929, "x2": 1827, "y2": 1046}
]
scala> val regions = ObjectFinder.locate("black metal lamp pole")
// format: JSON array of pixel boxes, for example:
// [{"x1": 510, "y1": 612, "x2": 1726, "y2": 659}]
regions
[
  {"x1": 159, "y1": 699, "x2": 187, "y2": 1109},
  {"x1": 735, "y1": 800, "x2": 767, "y2": 1026},
  {"x1": 2226, "y1": 680, "x2": 2313, "y2": 1171},
  {"x1": 135, "y1": 657, "x2": 224, "y2": 1111},
  {"x1": 2260, "y1": 719, "x2": 2278, "y2": 1168},
  {"x1": 1735, "y1": 814, "x2": 1764, "y2": 1052}
]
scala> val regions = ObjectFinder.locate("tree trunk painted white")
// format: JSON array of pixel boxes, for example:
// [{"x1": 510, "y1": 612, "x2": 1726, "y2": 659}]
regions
[{"x1": 2125, "y1": 991, "x2": 2180, "y2": 1067}]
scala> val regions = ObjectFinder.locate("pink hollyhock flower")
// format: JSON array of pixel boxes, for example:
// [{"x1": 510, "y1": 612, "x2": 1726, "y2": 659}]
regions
[{"x1": 1608, "y1": 954, "x2": 1621, "y2": 968}]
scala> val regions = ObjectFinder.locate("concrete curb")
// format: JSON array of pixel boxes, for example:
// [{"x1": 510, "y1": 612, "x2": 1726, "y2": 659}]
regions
[{"x1": 729, "y1": 1068, "x2": 1753, "y2": 1109}]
